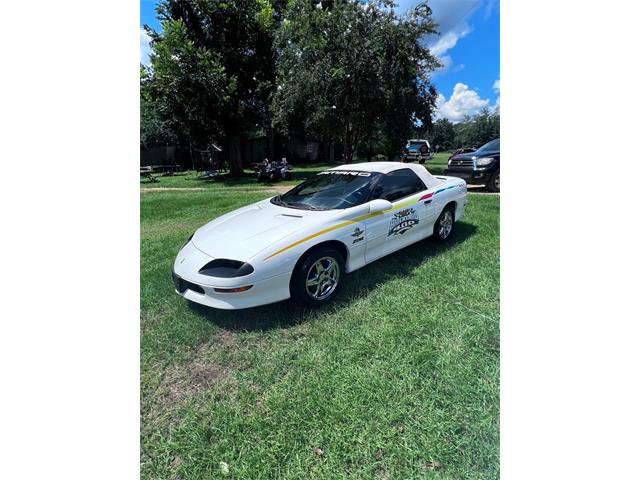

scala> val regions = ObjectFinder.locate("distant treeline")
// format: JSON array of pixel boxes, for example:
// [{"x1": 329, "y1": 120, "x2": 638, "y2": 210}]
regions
[{"x1": 430, "y1": 109, "x2": 500, "y2": 151}]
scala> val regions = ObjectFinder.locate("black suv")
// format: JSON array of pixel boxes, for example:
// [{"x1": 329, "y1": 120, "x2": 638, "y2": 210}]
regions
[{"x1": 444, "y1": 138, "x2": 500, "y2": 192}]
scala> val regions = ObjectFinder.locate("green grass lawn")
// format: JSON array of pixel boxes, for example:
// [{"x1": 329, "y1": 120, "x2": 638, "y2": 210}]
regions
[
  {"x1": 140, "y1": 153, "x2": 451, "y2": 190},
  {"x1": 141, "y1": 179, "x2": 499, "y2": 479}
]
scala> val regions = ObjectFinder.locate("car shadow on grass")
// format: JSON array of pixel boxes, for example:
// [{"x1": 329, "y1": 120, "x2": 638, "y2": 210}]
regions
[{"x1": 188, "y1": 222, "x2": 478, "y2": 332}]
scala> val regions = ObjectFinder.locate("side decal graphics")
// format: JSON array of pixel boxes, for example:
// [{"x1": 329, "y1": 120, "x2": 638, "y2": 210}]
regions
[
  {"x1": 388, "y1": 208, "x2": 419, "y2": 236},
  {"x1": 263, "y1": 183, "x2": 464, "y2": 260}
]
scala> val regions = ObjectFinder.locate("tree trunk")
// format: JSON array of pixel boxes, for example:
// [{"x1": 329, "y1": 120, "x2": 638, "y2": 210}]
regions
[
  {"x1": 343, "y1": 123, "x2": 353, "y2": 163},
  {"x1": 267, "y1": 127, "x2": 275, "y2": 161},
  {"x1": 229, "y1": 135, "x2": 243, "y2": 176}
]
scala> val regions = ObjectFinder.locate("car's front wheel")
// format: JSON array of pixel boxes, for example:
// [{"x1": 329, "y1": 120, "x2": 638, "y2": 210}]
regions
[
  {"x1": 487, "y1": 169, "x2": 500, "y2": 192},
  {"x1": 290, "y1": 247, "x2": 344, "y2": 306},
  {"x1": 433, "y1": 205, "x2": 455, "y2": 241}
]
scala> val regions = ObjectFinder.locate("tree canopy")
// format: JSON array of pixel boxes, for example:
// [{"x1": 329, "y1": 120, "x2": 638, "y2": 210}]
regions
[
  {"x1": 452, "y1": 109, "x2": 500, "y2": 149},
  {"x1": 145, "y1": 0, "x2": 283, "y2": 174},
  {"x1": 141, "y1": 0, "x2": 443, "y2": 171},
  {"x1": 272, "y1": 0, "x2": 439, "y2": 162}
]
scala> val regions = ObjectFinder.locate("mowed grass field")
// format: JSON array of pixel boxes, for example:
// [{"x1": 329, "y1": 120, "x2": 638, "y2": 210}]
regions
[{"x1": 140, "y1": 163, "x2": 499, "y2": 479}]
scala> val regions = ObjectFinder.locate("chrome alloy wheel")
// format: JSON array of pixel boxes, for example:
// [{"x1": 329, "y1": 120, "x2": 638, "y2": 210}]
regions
[
  {"x1": 305, "y1": 257, "x2": 340, "y2": 300},
  {"x1": 494, "y1": 173, "x2": 500, "y2": 190},
  {"x1": 439, "y1": 210, "x2": 454, "y2": 238}
]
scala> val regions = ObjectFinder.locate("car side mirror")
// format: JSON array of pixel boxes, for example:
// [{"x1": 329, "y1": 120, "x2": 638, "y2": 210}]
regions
[{"x1": 369, "y1": 199, "x2": 392, "y2": 213}]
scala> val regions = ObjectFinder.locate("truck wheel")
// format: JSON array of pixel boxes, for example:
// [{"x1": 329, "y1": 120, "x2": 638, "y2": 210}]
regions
[
  {"x1": 433, "y1": 205, "x2": 455, "y2": 241},
  {"x1": 290, "y1": 247, "x2": 344, "y2": 306},
  {"x1": 487, "y1": 170, "x2": 500, "y2": 192}
]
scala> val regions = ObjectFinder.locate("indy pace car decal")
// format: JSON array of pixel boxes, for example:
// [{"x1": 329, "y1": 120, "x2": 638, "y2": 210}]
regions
[{"x1": 388, "y1": 208, "x2": 419, "y2": 236}]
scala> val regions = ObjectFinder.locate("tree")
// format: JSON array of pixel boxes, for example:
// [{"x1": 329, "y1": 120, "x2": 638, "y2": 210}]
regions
[
  {"x1": 454, "y1": 109, "x2": 500, "y2": 148},
  {"x1": 140, "y1": 66, "x2": 177, "y2": 149},
  {"x1": 430, "y1": 118, "x2": 456, "y2": 151},
  {"x1": 271, "y1": 0, "x2": 439, "y2": 162},
  {"x1": 146, "y1": 0, "x2": 285, "y2": 175}
]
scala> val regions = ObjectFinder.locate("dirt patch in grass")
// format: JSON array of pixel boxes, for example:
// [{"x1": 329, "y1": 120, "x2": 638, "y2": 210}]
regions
[
  {"x1": 159, "y1": 358, "x2": 230, "y2": 406},
  {"x1": 144, "y1": 330, "x2": 239, "y2": 427},
  {"x1": 272, "y1": 185, "x2": 292, "y2": 194},
  {"x1": 141, "y1": 186, "x2": 281, "y2": 193},
  {"x1": 141, "y1": 187, "x2": 207, "y2": 192}
]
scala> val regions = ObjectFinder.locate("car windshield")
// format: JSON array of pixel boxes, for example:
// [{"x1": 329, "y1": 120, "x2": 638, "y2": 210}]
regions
[
  {"x1": 272, "y1": 171, "x2": 381, "y2": 210},
  {"x1": 409, "y1": 141, "x2": 425, "y2": 146},
  {"x1": 477, "y1": 139, "x2": 500, "y2": 152}
]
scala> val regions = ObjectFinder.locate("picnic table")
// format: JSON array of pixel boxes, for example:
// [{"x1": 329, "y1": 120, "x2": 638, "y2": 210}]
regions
[
  {"x1": 140, "y1": 166, "x2": 158, "y2": 183},
  {"x1": 152, "y1": 164, "x2": 183, "y2": 175}
]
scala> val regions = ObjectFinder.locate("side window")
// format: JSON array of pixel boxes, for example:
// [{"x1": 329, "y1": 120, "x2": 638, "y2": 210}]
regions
[{"x1": 371, "y1": 169, "x2": 426, "y2": 202}]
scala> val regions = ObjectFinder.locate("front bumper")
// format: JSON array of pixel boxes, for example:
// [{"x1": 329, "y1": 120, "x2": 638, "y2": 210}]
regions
[
  {"x1": 443, "y1": 168, "x2": 492, "y2": 185},
  {"x1": 172, "y1": 268, "x2": 292, "y2": 310},
  {"x1": 172, "y1": 240, "x2": 292, "y2": 310}
]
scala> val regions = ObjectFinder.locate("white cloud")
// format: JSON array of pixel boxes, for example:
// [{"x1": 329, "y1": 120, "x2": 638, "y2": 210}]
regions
[
  {"x1": 493, "y1": 78, "x2": 500, "y2": 109},
  {"x1": 484, "y1": 0, "x2": 499, "y2": 19},
  {"x1": 423, "y1": 1, "x2": 480, "y2": 77},
  {"x1": 435, "y1": 82, "x2": 490, "y2": 123},
  {"x1": 428, "y1": 22, "x2": 471, "y2": 57},
  {"x1": 140, "y1": 28, "x2": 151, "y2": 66},
  {"x1": 433, "y1": 54, "x2": 453, "y2": 76}
]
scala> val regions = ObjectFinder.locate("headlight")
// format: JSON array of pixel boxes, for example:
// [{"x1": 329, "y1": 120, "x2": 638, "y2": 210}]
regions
[
  {"x1": 199, "y1": 259, "x2": 255, "y2": 278},
  {"x1": 475, "y1": 157, "x2": 495, "y2": 166}
]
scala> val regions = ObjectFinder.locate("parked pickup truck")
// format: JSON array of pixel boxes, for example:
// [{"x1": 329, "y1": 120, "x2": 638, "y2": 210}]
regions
[
  {"x1": 401, "y1": 139, "x2": 433, "y2": 164},
  {"x1": 444, "y1": 138, "x2": 500, "y2": 192}
]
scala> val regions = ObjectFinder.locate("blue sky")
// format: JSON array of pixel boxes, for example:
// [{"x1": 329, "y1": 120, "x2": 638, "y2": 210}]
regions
[{"x1": 140, "y1": 0, "x2": 499, "y2": 123}]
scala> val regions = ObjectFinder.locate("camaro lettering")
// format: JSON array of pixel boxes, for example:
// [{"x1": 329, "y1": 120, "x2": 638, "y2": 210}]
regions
[
  {"x1": 318, "y1": 171, "x2": 370, "y2": 176},
  {"x1": 388, "y1": 208, "x2": 419, "y2": 236}
]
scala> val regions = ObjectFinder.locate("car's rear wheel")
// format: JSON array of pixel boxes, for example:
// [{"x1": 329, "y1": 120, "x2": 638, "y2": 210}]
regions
[
  {"x1": 290, "y1": 247, "x2": 344, "y2": 306},
  {"x1": 433, "y1": 205, "x2": 455, "y2": 241},
  {"x1": 487, "y1": 170, "x2": 500, "y2": 192}
]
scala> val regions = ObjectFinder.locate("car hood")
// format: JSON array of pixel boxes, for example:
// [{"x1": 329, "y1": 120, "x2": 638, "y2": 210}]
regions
[
  {"x1": 453, "y1": 149, "x2": 499, "y2": 160},
  {"x1": 191, "y1": 198, "x2": 331, "y2": 261}
]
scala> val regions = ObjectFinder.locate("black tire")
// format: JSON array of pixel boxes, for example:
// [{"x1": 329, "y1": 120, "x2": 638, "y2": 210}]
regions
[
  {"x1": 290, "y1": 246, "x2": 345, "y2": 307},
  {"x1": 433, "y1": 205, "x2": 456, "y2": 241},
  {"x1": 487, "y1": 170, "x2": 500, "y2": 193}
]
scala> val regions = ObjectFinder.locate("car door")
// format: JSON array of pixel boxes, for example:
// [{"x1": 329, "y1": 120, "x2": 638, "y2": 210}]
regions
[{"x1": 363, "y1": 169, "x2": 428, "y2": 263}]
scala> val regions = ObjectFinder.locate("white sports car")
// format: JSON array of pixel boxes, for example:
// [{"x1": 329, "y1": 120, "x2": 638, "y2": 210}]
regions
[{"x1": 173, "y1": 162, "x2": 467, "y2": 309}]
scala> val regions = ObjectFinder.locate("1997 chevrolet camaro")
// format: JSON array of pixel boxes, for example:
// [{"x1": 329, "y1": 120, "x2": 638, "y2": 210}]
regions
[{"x1": 173, "y1": 162, "x2": 467, "y2": 309}]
